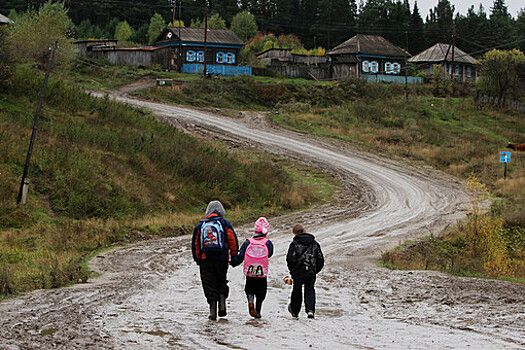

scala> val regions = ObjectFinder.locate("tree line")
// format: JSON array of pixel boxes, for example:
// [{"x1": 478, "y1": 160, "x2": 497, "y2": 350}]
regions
[{"x1": 1, "y1": 0, "x2": 524, "y2": 55}]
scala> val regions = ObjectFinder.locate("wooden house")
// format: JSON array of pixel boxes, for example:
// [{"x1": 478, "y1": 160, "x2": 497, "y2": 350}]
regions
[
  {"x1": 328, "y1": 34, "x2": 411, "y2": 80},
  {"x1": 153, "y1": 27, "x2": 251, "y2": 75},
  {"x1": 0, "y1": 13, "x2": 12, "y2": 25},
  {"x1": 408, "y1": 43, "x2": 479, "y2": 82}
]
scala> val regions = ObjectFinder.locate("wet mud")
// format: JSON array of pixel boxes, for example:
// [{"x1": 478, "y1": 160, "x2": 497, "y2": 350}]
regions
[{"x1": 1, "y1": 92, "x2": 524, "y2": 349}]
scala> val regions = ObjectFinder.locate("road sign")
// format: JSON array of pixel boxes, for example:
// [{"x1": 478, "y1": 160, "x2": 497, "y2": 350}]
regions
[{"x1": 499, "y1": 151, "x2": 511, "y2": 163}]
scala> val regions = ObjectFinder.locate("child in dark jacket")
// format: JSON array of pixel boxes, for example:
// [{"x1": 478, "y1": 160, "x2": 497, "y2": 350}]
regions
[
  {"x1": 231, "y1": 217, "x2": 274, "y2": 318},
  {"x1": 286, "y1": 224, "x2": 324, "y2": 319}
]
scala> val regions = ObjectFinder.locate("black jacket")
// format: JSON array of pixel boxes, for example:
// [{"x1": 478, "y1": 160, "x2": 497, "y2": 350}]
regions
[{"x1": 286, "y1": 233, "x2": 324, "y2": 281}]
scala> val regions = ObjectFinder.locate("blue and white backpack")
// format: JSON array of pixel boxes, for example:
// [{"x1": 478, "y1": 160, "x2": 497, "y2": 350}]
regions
[{"x1": 199, "y1": 218, "x2": 226, "y2": 255}]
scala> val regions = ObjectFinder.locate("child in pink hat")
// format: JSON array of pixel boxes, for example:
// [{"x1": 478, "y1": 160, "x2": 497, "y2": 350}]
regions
[{"x1": 231, "y1": 217, "x2": 274, "y2": 318}]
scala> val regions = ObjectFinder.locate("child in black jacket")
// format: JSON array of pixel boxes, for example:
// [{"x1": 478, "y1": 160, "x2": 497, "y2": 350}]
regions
[{"x1": 286, "y1": 224, "x2": 324, "y2": 319}]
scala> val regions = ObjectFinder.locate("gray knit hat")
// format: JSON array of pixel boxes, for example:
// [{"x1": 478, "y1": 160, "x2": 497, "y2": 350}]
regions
[{"x1": 205, "y1": 200, "x2": 226, "y2": 217}]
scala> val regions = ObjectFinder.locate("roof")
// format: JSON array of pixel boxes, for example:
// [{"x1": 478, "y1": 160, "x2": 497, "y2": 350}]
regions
[
  {"x1": 328, "y1": 34, "x2": 410, "y2": 58},
  {"x1": 0, "y1": 13, "x2": 12, "y2": 24},
  {"x1": 116, "y1": 46, "x2": 169, "y2": 51},
  {"x1": 408, "y1": 43, "x2": 478, "y2": 65},
  {"x1": 155, "y1": 27, "x2": 243, "y2": 46},
  {"x1": 256, "y1": 47, "x2": 292, "y2": 57}
]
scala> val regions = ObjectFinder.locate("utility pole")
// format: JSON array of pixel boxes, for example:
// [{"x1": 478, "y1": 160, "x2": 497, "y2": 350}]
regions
[
  {"x1": 178, "y1": 0, "x2": 182, "y2": 72},
  {"x1": 450, "y1": 24, "x2": 456, "y2": 80},
  {"x1": 172, "y1": 0, "x2": 176, "y2": 26},
  {"x1": 17, "y1": 41, "x2": 57, "y2": 206},
  {"x1": 404, "y1": 27, "x2": 409, "y2": 101},
  {"x1": 203, "y1": 4, "x2": 208, "y2": 77}
]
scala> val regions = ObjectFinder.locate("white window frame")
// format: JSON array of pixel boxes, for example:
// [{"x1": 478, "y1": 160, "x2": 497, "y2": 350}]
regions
[
  {"x1": 385, "y1": 62, "x2": 392, "y2": 74},
  {"x1": 226, "y1": 52, "x2": 234, "y2": 64},
  {"x1": 186, "y1": 50, "x2": 195, "y2": 62},
  {"x1": 362, "y1": 60, "x2": 370, "y2": 73},
  {"x1": 216, "y1": 52, "x2": 224, "y2": 63},
  {"x1": 392, "y1": 62, "x2": 401, "y2": 74},
  {"x1": 197, "y1": 51, "x2": 204, "y2": 63},
  {"x1": 466, "y1": 66, "x2": 472, "y2": 78},
  {"x1": 370, "y1": 61, "x2": 379, "y2": 73}
]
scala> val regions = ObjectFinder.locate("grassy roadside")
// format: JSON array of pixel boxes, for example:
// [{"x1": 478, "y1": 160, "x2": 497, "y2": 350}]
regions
[{"x1": 0, "y1": 65, "x2": 339, "y2": 298}]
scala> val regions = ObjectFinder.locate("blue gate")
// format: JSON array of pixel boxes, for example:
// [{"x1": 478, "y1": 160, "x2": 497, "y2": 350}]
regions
[{"x1": 182, "y1": 64, "x2": 252, "y2": 76}]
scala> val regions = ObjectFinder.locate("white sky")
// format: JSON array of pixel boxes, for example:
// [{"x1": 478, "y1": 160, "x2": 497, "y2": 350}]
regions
[{"x1": 412, "y1": 0, "x2": 523, "y2": 19}]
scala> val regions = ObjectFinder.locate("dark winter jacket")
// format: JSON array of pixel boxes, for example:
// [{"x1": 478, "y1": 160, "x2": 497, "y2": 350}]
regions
[
  {"x1": 230, "y1": 233, "x2": 274, "y2": 267},
  {"x1": 286, "y1": 233, "x2": 324, "y2": 282},
  {"x1": 191, "y1": 213, "x2": 239, "y2": 263}
]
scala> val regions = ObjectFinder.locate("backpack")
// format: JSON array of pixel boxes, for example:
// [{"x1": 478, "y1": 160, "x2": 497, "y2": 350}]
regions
[
  {"x1": 199, "y1": 218, "x2": 226, "y2": 255},
  {"x1": 243, "y1": 237, "x2": 269, "y2": 278},
  {"x1": 290, "y1": 242, "x2": 316, "y2": 281}
]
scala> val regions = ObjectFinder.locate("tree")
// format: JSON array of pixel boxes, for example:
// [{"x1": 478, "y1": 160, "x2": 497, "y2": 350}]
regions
[
  {"x1": 191, "y1": 13, "x2": 227, "y2": 29},
  {"x1": 230, "y1": 11, "x2": 258, "y2": 42},
  {"x1": 425, "y1": 0, "x2": 454, "y2": 46},
  {"x1": 115, "y1": 20, "x2": 132, "y2": 43},
  {"x1": 516, "y1": 10, "x2": 525, "y2": 51},
  {"x1": 477, "y1": 49, "x2": 525, "y2": 104},
  {"x1": 130, "y1": 23, "x2": 149, "y2": 44},
  {"x1": 487, "y1": 0, "x2": 514, "y2": 48},
  {"x1": 148, "y1": 12, "x2": 166, "y2": 44},
  {"x1": 455, "y1": 5, "x2": 490, "y2": 54},
  {"x1": 7, "y1": 1, "x2": 74, "y2": 64},
  {"x1": 210, "y1": 0, "x2": 239, "y2": 24},
  {"x1": 408, "y1": 1, "x2": 425, "y2": 54}
]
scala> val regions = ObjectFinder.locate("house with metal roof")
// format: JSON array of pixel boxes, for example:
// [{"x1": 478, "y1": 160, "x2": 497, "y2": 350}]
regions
[
  {"x1": 0, "y1": 13, "x2": 13, "y2": 25},
  {"x1": 328, "y1": 34, "x2": 412, "y2": 81},
  {"x1": 408, "y1": 43, "x2": 479, "y2": 82},
  {"x1": 153, "y1": 27, "x2": 251, "y2": 76}
]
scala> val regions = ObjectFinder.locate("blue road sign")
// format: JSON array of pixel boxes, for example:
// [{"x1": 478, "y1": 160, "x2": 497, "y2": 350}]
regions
[{"x1": 500, "y1": 151, "x2": 511, "y2": 163}]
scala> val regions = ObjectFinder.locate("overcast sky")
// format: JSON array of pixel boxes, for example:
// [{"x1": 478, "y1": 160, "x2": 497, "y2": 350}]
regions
[{"x1": 412, "y1": 0, "x2": 523, "y2": 19}]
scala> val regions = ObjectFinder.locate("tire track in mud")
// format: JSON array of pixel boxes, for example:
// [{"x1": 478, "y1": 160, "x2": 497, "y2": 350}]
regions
[{"x1": 1, "y1": 93, "x2": 524, "y2": 349}]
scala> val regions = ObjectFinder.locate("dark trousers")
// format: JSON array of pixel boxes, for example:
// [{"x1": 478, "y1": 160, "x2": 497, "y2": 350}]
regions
[
  {"x1": 245, "y1": 277, "x2": 267, "y2": 313},
  {"x1": 290, "y1": 275, "x2": 316, "y2": 314},
  {"x1": 199, "y1": 260, "x2": 229, "y2": 304}
]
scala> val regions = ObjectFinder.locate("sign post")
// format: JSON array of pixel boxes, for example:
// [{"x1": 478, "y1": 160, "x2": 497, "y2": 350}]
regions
[{"x1": 499, "y1": 151, "x2": 511, "y2": 179}]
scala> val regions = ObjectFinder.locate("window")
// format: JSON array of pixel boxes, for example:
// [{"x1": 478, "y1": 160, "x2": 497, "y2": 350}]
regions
[
  {"x1": 226, "y1": 53, "x2": 235, "y2": 64},
  {"x1": 216, "y1": 52, "x2": 224, "y2": 63},
  {"x1": 385, "y1": 62, "x2": 392, "y2": 74},
  {"x1": 362, "y1": 60, "x2": 370, "y2": 72},
  {"x1": 197, "y1": 51, "x2": 204, "y2": 63},
  {"x1": 370, "y1": 61, "x2": 379, "y2": 73},
  {"x1": 392, "y1": 62, "x2": 401, "y2": 74},
  {"x1": 455, "y1": 64, "x2": 460, "y2": 76},
  {"x1": 466, "y1": 66, "x2": 472, "y2": 78},
  {"x1": 429, "y1": 64, "x2": 433, "y2": 73},
  {"x1": 186, "y1": 50, "x2": 195, "y2": 62}
]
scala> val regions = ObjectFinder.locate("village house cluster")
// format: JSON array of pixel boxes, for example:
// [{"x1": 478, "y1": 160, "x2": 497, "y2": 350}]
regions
[{"x1": 1, "y1": 8, "x2": 477, "y2": 83}]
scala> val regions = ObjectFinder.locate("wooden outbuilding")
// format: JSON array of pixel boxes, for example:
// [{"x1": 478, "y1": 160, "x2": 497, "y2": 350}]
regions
[
  {"x1": 328, "y1": 34, "x2": 411, "y2": 81},
  {"x1": 408, "y1": 43, "x2": 479, "y2": 82},
  {"x1": 153, "y1": 27, "x2": 251, "y2": 75}
]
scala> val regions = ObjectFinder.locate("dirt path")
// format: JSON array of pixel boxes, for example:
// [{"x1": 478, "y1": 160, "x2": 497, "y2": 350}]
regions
[{"x1": 1, "y1": 92, "x2": 524, "y2": 349}]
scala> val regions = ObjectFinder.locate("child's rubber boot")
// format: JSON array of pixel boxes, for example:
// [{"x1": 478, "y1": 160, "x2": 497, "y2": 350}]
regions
[
  {"x1": 209, "y1": 301, "x2": 217, "y2": 320},
  {"x1": 255, "y1": 300, "x2": 263, "y2": 318},
  {"x1": 218, "y1": 295, "x2": 227, "y2": 317},
  {"x1": 247, "y1": 294, "x2": 257, "y2": 317}
]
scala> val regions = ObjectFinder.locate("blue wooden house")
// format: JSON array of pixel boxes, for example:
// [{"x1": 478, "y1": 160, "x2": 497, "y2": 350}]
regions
[{"x1": 153, "y1": 27, "x2": 251, "y2": 76}]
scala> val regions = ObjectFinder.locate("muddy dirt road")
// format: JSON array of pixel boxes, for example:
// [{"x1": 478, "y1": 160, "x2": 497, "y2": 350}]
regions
[{"x1": 1, "y1": 93, "x2": 524, "y2": 349}]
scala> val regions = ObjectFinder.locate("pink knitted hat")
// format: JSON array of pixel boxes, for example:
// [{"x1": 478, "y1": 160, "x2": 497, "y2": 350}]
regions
[{"x1": 254, "y1": 217, "x2": 270, "y2": 235}]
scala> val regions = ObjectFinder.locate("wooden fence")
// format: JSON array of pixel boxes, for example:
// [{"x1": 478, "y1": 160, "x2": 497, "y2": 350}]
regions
[{"x1": 475, "y1": 93, "x2": 525, "y2": 112}]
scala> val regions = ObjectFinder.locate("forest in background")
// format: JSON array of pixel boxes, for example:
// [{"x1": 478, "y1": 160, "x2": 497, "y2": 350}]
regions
[{"x1": 1, "y1": 0, "x2": 524, "y2": 56}]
